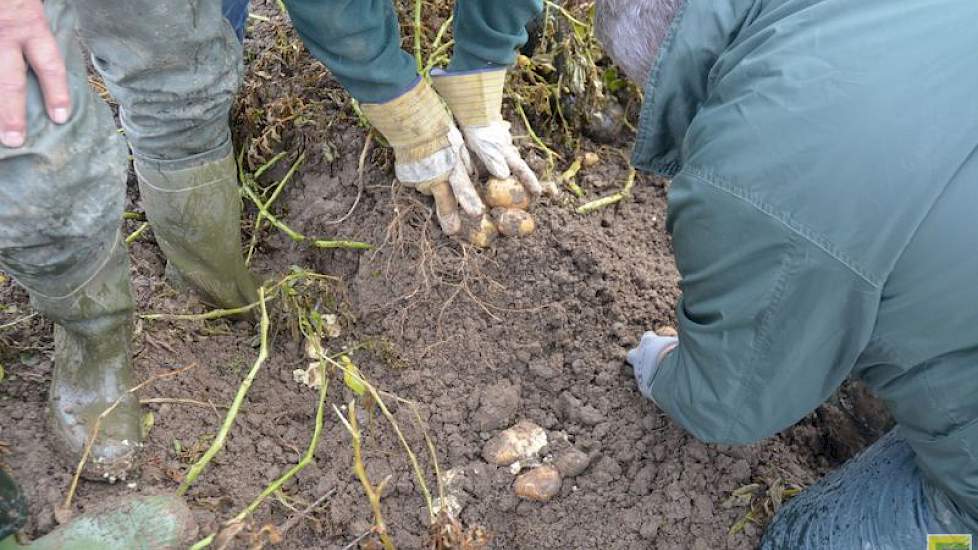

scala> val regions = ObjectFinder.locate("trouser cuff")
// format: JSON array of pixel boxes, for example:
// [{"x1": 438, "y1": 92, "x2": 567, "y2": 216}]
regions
[{"x1": 131, "y1": 132, "x2": 234, "y2": 173}]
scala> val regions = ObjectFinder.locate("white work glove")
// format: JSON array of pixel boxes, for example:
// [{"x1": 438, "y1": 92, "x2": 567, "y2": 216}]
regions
[
  {"x1": 397, "y1": 126, "x2": 485, "y2": 235},
  {"x1": 460, "y1": 121, "x2": 544, "y2": 196},
  {"x1": 627, "y1": 330, "x2": 679, "y2": 401},
  {"x1": 359, "y1": 79, "x2": 486, "y2": 238},
  {"x1": 432, "y1": 68, "x2": 556, "y2": 206}
]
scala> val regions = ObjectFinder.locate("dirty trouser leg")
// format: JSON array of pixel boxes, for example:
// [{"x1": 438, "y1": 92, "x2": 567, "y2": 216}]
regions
[
  {"x1": 73, "y1": 0, "x2": 259, "y2": 309},
  {"x1": 74, "y1": 0, "x2": 241, "y2": 164},
  {"x1": 0, "y1": 1, "x2": 140, "y2": 479},
  {"x1": 0, "y1": 0, "x2": 128, "y2": 299},
  {"x1": 760, "y1": 430, "x2": 975, "y2": 549}
]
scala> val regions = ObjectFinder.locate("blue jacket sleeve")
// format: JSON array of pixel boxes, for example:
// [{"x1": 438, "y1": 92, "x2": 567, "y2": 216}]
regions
[{"x1": 650, "y1": 171, "x2": 882, "y2": 445}]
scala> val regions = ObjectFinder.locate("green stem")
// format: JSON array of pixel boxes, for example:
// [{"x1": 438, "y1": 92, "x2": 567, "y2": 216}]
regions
[
  {"x1": 576, "y1": 168, "x2": 636, "y2": 214},
  {"x1": 189, "y1": 365, "x2": 331, "y2": 549},
  {"x1": 246, "y1": 153, "x2": 305, "y2": 265},
  {"x1": 514, "y1": 102, "x2": 562, "y2": 169},
  {"x1": 560, "y1": 158, "x2": 585, "y2": 198},
  {"x1": 125, "y1": 222, "x2": 150, "y2": 245},
  {"x1": 413, "y1": 0, "x2": 424, "y2": 72},
  {"x1": 241, "y1": 184, "x2": 372, "y2": 250},
  {"x1": 234, "y1": 365, "x2": 328, "y2": 523},
  {"x1": 422, "y1": 40, "x2": 454, "y2": 74},
  {"x1": 176, "y1": 288, "x2": 271, "y2": 496}
]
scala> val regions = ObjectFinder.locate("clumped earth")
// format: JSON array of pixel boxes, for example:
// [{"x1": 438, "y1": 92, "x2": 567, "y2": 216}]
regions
[{"x1": 0, "y1": 2, "x2": 891, "y2": 548}]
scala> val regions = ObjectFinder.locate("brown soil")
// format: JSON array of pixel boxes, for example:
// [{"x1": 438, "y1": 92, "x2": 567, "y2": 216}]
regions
[{"x1": 0, "y1": 3, "x2": 891, "y2": 549}]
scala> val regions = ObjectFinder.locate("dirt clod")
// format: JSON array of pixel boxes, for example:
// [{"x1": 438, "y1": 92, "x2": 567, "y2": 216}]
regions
[
  {"x1": 554, "y1": 448, "x2": 591, "y2": 478},
  {"x1": 473, "y1": 381, "x2": 521, "y2": 432}
]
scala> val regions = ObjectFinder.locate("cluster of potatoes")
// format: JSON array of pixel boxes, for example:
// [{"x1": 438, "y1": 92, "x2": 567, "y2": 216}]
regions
[{"x1": 467, "y1": 177, "x2": 536, "y2": 247}]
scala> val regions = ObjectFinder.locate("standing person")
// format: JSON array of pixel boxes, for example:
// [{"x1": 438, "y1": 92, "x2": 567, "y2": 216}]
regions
[
  {"x1": 0, "y1": 0, "x2": 255, "y2": 481},
  {"x1": 594, "y1": 0, "x2": 978, "y2": 547},
  {"x1": 282, "y1": 0, "x2": 549, "y2": 239}
]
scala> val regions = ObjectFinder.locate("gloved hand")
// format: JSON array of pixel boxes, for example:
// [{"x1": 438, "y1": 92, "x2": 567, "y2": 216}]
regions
[
  {"x1": 360, "y1": 78, "x2": 486, "y2": 240},
  {"x1": 432, "y1": 68, "x2": 555, "y2": 203},
  {"x1": 627, "y1": 330, "x2": 679, "y2": 401},
  {"x1": 0, "y1": 0, "x2": 71, "y2": 148}
]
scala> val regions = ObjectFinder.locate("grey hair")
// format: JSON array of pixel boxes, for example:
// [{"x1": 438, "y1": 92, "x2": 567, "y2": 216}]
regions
[{"x1": 595, "y1": 0, "x2": 684, "y2": 85}]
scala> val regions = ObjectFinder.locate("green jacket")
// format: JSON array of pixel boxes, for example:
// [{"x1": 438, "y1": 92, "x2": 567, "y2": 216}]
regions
[
  {"x1": 284, "y1": 0, "x2": 542, "y2": 103},
  {"x1": 636, "y1": 0, "x2": 978, "y2": 523}
]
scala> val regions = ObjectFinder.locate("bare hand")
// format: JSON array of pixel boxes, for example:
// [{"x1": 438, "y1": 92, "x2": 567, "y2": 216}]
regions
[{"x1": 0, "y1": 0, "x2": 70, "y2": 148}]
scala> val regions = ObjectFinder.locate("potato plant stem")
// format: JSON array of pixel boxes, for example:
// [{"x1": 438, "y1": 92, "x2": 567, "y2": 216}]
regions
[
  {"x1": 241, "y1": 184, "x2": 372, "y2": 251},
  {"x1": 231, "y1": 364, "x2": 328, "y2": 523},
  {"x1": 560, "y1": 159, "x2": 585, "y2": 198},
  {"x1": 576, "y1": 168, "x2": 636, "y2": 214},
  {"x1": 414, "y1": 0, "x2": 424, "y2": 72},
  {"x1": 125, "y1": 222, "x2": 150, "y2": 244},
  {"x1": 514, "y1": 102, "x2": 562, "y2": 170},
  {"x1": 337, "y1": 400, "x2": 396, "y2": 550},
  {"x1": 330, "y1": 357, "x2": 435, "y2": 518},
  {"x1": 176, "y1": 288, "x2": 271, "y2": 496},
  {"x1": 189, "y1": 365, "x2": 331, "y2": 548},
  {"x1": 246, "y1": 153, "x2": 305, "y2": 264}
]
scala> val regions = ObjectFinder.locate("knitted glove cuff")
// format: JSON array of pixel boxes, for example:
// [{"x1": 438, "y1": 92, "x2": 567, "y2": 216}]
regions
[
  {"x1": 431, "y1": 68, "x2": 506, "y2": 127},
  {"x1": 360, "y1": 78, "x2": 453, "y2": 163}
]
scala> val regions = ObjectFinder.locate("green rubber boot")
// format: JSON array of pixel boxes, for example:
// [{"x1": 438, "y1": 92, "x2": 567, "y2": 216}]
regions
[
  {"x1": 31, "y1": 236, "x2": 142, "y2": 482},
  {"x1": 134, "y1": 153, "x2": 259, "y2": 310},
  {"x1": 0, "y1": 470, "x2": 196, "y2": 550}
]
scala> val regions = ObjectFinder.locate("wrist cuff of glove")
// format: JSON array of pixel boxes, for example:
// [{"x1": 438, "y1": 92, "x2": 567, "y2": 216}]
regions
[
  {"x1": 431, "y1": 68, "x2": 506, "y2": 127},
  {"x1": 360, "y1": 77, "x2": 454, "y2": 163}
]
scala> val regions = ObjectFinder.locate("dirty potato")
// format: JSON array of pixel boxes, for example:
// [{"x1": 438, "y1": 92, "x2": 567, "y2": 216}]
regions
[
  {"x1": 485, "y1": 177, "x2": 531, "y2": 210},
  {"x1": 467, "y1": 215, "x2": 498, "y2": 248},
  {"x1": 493, "y1": 208, "x2": 536, "y2": 237}
]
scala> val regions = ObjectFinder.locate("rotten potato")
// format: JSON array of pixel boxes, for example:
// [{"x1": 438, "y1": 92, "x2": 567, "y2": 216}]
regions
[
  {"x1": 492, "y1": 208, "x2": 536, "y2": 237},
  {"x1": 485, "y1": 177, "x2": 531, "y2": 210}
]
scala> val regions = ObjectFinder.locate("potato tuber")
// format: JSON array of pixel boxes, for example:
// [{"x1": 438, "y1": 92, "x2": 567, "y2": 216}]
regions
[
  {"x1": 493, "y1": 208, "x2": 535, "y2": 237},
  {"x1": 485, "y1": 177, "x2": 530, "y2": 210}
]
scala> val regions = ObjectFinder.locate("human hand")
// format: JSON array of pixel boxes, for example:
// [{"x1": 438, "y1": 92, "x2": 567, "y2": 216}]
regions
[
  {"x1": 432, "y1": 68, "x2": 558, "y2": 225},
  {"x1": 359, "y1": 79, "x2": 494, "y2": 245},
  {"x1": 407, "y1": 126, "x2": 489, "y2": 239},
  {"x1": 0, "y1": 0, "x2": 71, "y2": 147},
  {"x1": 460, "y1": 120, "x2": 551, "y2": 199},
  {"x1": 627, "y1": 329, "x2": 679, "y2": 401}
]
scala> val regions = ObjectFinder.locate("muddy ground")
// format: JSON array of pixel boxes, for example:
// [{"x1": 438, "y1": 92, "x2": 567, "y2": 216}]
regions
[{"x1": 0, "y1": 3, "x2": 891, "y2": 549}]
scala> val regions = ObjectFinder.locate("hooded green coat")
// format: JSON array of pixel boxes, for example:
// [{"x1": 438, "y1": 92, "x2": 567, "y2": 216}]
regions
[{"x1": 634, "y1": 0, "x2": 978, "y2": 527}]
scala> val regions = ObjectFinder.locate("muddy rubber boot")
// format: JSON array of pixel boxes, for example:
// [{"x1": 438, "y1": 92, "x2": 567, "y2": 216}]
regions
[
  {"x1": 30, "y1": 237, "x2": 142, "y2": 482},
  {"x1": 134, "y1": 153, "x2": 259, "y2": 310},
  {"x1": 0, "y1": 469, "x2": 195, "y2": 550}
]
